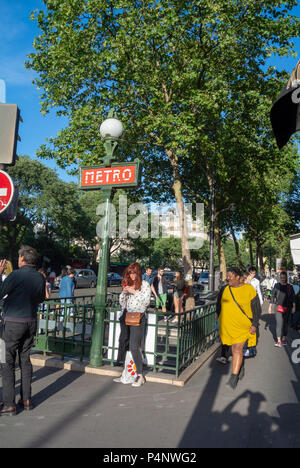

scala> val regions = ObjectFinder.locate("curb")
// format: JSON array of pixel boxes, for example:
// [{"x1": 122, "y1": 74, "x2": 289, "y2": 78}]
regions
[{"x1": 30, "y1": 342, "x2": 220, "y2": 387}]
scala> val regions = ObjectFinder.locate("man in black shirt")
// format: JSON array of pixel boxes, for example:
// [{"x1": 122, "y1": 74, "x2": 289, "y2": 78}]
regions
[{"x1": 0, "y1": 245, "x2": 45, "y2": 416}]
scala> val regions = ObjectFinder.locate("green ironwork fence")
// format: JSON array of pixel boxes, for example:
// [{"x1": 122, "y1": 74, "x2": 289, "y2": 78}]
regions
[{"x1": 34, "y1": 294, "x2": 219, "y2": 377}]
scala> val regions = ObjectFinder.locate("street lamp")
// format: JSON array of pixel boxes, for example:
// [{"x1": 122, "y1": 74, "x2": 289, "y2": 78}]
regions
[
  {"x1": 89, "y1": 110, "x2": 123, "y2": 368},
  {"x1": 99, "y1": 111, "x2": 124, "y2": 165}
]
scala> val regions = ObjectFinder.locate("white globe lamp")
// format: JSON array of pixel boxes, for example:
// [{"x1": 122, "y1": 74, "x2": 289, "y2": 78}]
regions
[{"x1": 99, "y1": 118, "x2": 123, "y2": 139}]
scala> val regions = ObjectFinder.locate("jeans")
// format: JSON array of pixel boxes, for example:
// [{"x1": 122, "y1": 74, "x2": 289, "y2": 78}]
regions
[
  {"x1": 2, "y1": 321, "x2": 37, "y2": 406},
  {"x1": 129, "y1": 315, "x2": 146, "y2": 375},
  {"x1": 275, "y1": 309, "x2": 289, "y2": 339}
]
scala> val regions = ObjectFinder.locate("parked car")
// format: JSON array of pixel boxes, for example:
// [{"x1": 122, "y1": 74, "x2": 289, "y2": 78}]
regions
[
  {"x1": 54, "y1": 269, "x2": 97, "y2": 289},
  {"x1": 107, "y1": 272, "x2": 123, "y2": 287},
  {"x1": 75, "y1": 269, "x2": 97, "y2": 288},
  {"x1": 197, "y1": 271, "x2": 209, "y2": 288}
]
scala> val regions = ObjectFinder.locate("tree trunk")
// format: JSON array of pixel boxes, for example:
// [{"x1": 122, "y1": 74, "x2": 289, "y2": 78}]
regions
[
  {"x1": 168, "y1": 150, "x2": 194, "y2": 312},
  {"x1": 215, "y1": 225, "x2": 226, "y2": 285},
  {"x1": 229, "y1": 221, "x2": 244, "y2": 270},
  {"x1": 249, "y1": 240, "x2": 254, "y2": 266},
  {"x1": 256, "y1": 238, "x2": 265, "y2": 275}
]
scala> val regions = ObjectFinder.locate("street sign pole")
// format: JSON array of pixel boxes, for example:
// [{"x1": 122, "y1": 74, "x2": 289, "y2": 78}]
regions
[
  {"x1": 80, "y1": 111, "x2": 141, "y2": 368},
  {"x1": 89, "y1": 186, "x2": 113, "y2": 367}
]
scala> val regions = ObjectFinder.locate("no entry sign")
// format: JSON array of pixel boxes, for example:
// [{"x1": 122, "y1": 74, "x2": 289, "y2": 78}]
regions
[
  {"x1": 0, "y1": 169, "x2": 14, "y2": 213},
  {"x1": 79, "y1": 161, "x2": 141, "y2": 190}
]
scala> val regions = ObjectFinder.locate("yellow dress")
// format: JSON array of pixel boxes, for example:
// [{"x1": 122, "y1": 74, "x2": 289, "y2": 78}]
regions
[{"x1": 219, "y1": 284, "x2": 257, "y2": 347}]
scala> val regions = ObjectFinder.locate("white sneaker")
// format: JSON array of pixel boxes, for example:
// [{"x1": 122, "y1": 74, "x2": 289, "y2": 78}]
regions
[
  {"x1": 132, "y1": 376, "x2": 145, "y2": 387},
  {"x1": 113, "y1": 377, "x2": 133, "y2": 384},
  {"x1": 113, "y1": 377, "x2": 123, "y2": 383}
]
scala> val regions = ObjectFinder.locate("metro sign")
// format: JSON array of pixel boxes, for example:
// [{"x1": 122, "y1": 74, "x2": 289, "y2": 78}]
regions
[
  {"x1": 0, "y1": 169, "x2": 14, "y2": 214},
  {"x1": 79, "y1": 161, "x2": 141, "y2": 190}
]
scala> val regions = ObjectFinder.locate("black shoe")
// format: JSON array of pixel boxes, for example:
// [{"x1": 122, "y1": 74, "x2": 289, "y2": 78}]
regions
[
  {"x1": 18, "y1": 399, "x2": 33, "y2": 411},
  {"x1": 226, "y1": 374, "x2": 239, "y2": 389}
]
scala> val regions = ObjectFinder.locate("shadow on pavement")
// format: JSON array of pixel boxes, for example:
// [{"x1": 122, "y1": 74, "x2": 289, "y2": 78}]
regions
[{"x1": 178, "y1": 320, "x2": 300, "y2": 448}]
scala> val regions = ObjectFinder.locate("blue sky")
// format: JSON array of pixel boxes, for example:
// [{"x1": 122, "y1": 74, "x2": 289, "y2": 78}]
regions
[{"x1": 0, "y1": 0, "x2": 300, "y2": 186}]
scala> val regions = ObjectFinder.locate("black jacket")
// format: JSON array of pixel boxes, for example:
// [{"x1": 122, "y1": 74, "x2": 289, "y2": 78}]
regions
[
  {"x1": 152, "y1": 276, "x2": 169, "y2": 295},
  {"x1": 0, "y1": 265, "x2": 46, "y2": 319},
  {"x1": 271, "y1": 283, "x2": 295, "y2": 310}
]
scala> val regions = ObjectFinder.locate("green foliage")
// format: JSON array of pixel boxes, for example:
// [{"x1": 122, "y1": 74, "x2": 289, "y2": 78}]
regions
[{"x1": 26, "y1": 1, "x2": 300, "y2": 269}]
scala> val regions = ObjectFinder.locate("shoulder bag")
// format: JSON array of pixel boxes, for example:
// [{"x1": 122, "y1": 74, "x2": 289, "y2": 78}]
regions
[
  {"x1": 123, "y1": 293, "x2": 143, "y2": 327},
  {"x1": 229, "y1": 286, "x2": 253, "y2": 323},
  {"x1": 125, "y1": 312, "x2": 143, "y2": 326}
]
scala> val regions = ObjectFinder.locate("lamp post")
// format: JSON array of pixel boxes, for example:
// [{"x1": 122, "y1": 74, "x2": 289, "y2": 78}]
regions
[{"x1": 89, "y1": 110, "x2": 123, "y2": 368}]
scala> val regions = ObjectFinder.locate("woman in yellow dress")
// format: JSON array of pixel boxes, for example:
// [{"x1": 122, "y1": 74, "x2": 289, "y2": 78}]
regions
[{"x1": 217, "y1": 267, "x2": 261, "y2": 389}]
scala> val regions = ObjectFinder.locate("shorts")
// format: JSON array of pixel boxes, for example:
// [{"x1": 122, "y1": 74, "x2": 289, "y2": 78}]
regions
[{"x1": 155, "y1": 293, "x2": 167, "y2": 308}]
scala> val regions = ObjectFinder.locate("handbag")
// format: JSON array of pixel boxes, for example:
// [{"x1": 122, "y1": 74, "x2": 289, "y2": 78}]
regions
[
  {"x1": 125, "y1": 312, "x2": 143, "y2": 326},
  {"x1": 276, "y1": 284, "x2": 292, "y2": 314},
  {"x1": 277, "y1": 305, "x2": 288, "y2": 314}
]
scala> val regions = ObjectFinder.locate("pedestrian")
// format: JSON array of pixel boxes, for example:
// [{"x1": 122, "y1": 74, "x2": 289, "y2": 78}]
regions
[
  {"x1": 151, "y1": 267, "x2": 170, "y2": 321},
  {"x1": 270, "y1": 274, "x2": 277, "y2": 291},
  {"x1": 114, "y1": 262, "x2": 151, "y2": 387},
  {"x1": 0, "y1": 245, "x2": 46, "y2": 415},
  {"x1": 38, "y1": 268, "x2": 51, "y2": 299},
  {"x1": 59, "y1": 267, "x2": 75, "y2": 319},
  {"x1": 142, "y1": 267, "x2": 153, "y2": 285},
  {"x1": 48, "y1": 269, "x2": 56, "y2": 290},
  {"x1": 269, "y1": 271, "x2": 296, "y2": 347},
  {"x1": 247, "y1": 266, "x2": 264, "y2": 306},
  {"x1": 217, "y1": 267, "x2": 261, "y2": 389},
  {"x1": 170, "y1": 270, "x2": 185, "y2": 324},
  {"x1": 1, "y1": 260, "x2": 13, "y2": 281}
]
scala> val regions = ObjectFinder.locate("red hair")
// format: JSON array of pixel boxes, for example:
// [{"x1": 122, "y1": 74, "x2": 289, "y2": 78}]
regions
[{"x1": 122, "y1": 262, "x2": 142, "y2": 290}]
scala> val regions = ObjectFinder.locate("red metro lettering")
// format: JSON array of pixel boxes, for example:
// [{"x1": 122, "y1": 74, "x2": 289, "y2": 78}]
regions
[{"x1": 82, "y1": 165, "x2": 136, "y2": 187}]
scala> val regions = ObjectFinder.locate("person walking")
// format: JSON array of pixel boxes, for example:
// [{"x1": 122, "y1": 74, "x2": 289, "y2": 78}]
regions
[
  {"x1": 171, "y1": 270, "x2": 185, "y2": 324},
  {"x1": 142, "y1": 267, "x2": 153, "y2": 285},
  {"x1": 38, "y1": 268, "x2": 51, "y2": 299},
  {"x1": 269, "y1": 271, "x2": 296, "y2": 347},
  {"x1": 217, "y1": 267, "x2": 261, "y2": 389},
  {"x1": 151, "y1": 268, "x2": 169, "y2": 321},
  {"x1": 0, "y1": 246, "x2": 46, "y2": 415},
  {"x1": 247, "y1": 266, "x2": 264, "y2": 306},
  {"x1": 114, "y1": 262, "x2": 151, "y2": 387},
  {"x1": 48, "y1": 269, "x2": 56, "y2": 290},
  {"x1": 58, "y1": 267, "x2": 75, "y2": 319}
]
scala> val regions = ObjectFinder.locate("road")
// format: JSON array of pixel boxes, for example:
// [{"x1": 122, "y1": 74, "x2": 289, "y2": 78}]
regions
[{"x1": 50, "y1": 285, "x2": 122, "y2": 299}]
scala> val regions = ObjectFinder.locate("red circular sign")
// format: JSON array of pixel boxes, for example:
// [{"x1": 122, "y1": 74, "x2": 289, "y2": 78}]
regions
[{"x1": 0, "y1": 170, "x2": 14, "y2": 214}]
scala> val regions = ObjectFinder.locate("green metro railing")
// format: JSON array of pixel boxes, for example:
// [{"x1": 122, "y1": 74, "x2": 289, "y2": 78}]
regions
[{"x1": 34, "y1": 295, "x2": 219, "y2": 377}]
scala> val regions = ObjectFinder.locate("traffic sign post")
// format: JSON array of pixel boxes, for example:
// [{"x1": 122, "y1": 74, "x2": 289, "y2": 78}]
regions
[
  {"x1": 81, "y1": 111, "x2": 142, "y2": 368},
  {"x1": 0, "y1": 169, "x2": 14, "y2": 214}
]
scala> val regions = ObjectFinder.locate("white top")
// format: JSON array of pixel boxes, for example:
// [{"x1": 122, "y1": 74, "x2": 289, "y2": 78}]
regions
[
  {"x1": 119, "y1": 280, "x2": 151, "y2": 313},
  {"x1": 250, "y1": 277, "x2": 264, "y2": 305}
]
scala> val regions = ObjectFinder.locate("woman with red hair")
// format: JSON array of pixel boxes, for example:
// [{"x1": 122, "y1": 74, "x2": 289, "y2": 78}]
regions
[{"x1": 114, "y1": 262, "x2": 151, "y2": 387}]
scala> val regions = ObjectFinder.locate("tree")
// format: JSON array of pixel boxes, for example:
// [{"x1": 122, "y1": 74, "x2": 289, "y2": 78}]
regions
[
  {"x1": 26, "y1": 0, "x2": 300, "y2": 296},
  {"x1": 1, "y1": 156, "x2": 92, "y2": 263}
]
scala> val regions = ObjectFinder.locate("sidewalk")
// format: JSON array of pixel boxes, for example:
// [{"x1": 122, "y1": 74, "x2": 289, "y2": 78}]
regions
[{"x1": 1, "y1": 303, "x2": 300, "y2": 448}]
